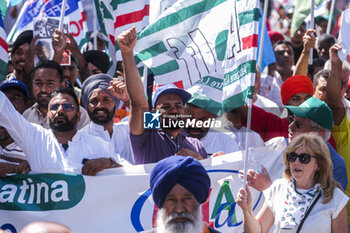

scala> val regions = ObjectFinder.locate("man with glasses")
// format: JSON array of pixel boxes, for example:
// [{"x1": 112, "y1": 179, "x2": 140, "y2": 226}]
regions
[
  {"x1": 244, "y1": 97, "x2": 347, "y2": 192},
  {"x1": 23, "y1": 60, "x2": 90, "y2": 130},
  {"x1": 0, "y1": 87, "x2": 121, "y2": 174}
]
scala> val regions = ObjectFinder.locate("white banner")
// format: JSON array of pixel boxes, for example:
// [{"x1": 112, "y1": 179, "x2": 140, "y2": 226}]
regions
[{"x1": 0, "y1": 138, "x2": 286, "y2": 233}]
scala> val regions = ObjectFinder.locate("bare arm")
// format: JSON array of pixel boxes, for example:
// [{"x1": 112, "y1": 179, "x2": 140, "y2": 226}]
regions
[
  {"x1": 293, "y1": 29, "x2": 316, "y2": 76},
  {"x1": 236, "y1": 186, "x2": 274, "y2": 233},
  {"x1": 331, "y1": 206, "x2": 348, "y2": 233},
  {"x1": 117, "y1": 27, "x2": 149, "y2": 135},
  {"x1": 327, "y1": 44, "x2": 345, "y2": 125}
]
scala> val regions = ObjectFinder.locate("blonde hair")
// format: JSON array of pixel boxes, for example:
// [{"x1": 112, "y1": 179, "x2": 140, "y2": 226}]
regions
[{"x1": 283, "y1": 133, "x2": 340, "y2": 204}]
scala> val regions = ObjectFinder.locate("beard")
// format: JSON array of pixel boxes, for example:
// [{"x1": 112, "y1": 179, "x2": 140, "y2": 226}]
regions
[
  {"x1": 49, "y1": 114, "x2": 78, "y2": 132},
  {"x1": 35, "y1": 92, "x2": 51, "y2": 109},
  {"x1": 88, "y1": 106, "x2": 115, "y2": 125},
  {"x1": 156, "y1": 206, "x2": 203, "y2": 233}
]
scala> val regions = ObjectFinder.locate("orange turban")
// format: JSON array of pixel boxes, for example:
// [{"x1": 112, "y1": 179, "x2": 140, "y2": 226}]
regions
[{"x1": 281, "y1": 75, "x2": 314, "y2": 105}]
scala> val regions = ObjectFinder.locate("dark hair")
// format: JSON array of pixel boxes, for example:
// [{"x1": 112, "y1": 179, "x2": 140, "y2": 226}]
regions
[
  {"x1": 313, "y1": 69, "x2": 330, "y2": 88},
  {"x1": 273, "y1": 40, "x2": 293, "y2": 50},
  {"x1": 33, "y1": 60, "x2": 64, "y2": 82},
  {"x1": 318, "y1": 34, "x2": 336, "y2": 47},
  {"x1": 51, "y1": 87, "x2": 80, "y2": 111}
]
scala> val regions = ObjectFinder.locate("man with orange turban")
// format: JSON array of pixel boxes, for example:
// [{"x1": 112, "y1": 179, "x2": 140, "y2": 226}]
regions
[{"x1": 237, "y1": 75, "x2": 314, "y2": 141}]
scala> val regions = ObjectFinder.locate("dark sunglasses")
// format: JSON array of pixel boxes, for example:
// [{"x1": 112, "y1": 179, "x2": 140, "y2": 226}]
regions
[
  {"x1": 49, "y1": 103, "x2": 74, "y2": 112},
  {"x1": 286, "y1": 152, "x2": 316, "y2": 164}
]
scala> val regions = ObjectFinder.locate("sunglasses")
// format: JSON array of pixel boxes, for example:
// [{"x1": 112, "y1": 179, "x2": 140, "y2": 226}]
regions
[
  {"x1": 49, "y1": 103, "x2": 74, "y2": 112},
  {"x1": 286, "y1": 152, "x2": 316, "y2": 164}
]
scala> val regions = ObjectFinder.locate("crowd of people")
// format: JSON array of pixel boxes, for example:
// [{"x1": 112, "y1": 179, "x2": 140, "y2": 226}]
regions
[{"x1": 1, "y1": 0, "x2": 350, "y2": 232}]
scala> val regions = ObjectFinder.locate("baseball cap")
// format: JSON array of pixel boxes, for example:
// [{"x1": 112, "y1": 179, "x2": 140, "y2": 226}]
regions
[
  {"x1": 285, "y1": 97, "x2": 333, "y2": 130},
  {"x1": 152, "y1": 84, "x2": 191, "y2": 108},
  {"x1": 0, "y1": 78, "x2": 30, "y2": 99}
]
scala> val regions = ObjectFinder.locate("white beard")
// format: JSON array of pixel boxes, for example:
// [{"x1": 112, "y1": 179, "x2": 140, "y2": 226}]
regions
[{"x1": 156, "y1": 206, "x2": 203, "y2": 233}]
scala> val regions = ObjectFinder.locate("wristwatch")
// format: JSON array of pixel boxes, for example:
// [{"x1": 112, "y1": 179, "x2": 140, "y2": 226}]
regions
[{"x1": 109, "y1": 157, "x2": 118, "y2": 168}]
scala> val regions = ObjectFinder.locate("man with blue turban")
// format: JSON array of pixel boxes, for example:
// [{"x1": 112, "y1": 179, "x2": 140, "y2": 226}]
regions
[{"x1": 149, "y1": 156, "x2": 220, "y2": 233}]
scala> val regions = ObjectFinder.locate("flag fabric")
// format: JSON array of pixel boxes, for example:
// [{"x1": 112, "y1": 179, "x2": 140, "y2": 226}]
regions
[
  {"x1": 94, "y1": 0, "x2": 150, "y2": 65},
  {"x1": 7, "y1": 0, "x2": 88, "y2": 49},
  {"x1": 0, "y1": 0, "x2": 10, "y2": 19},
  {"x1": 291, "y1": 0, "x2": 323, "y2": 37},
  {"x1": 0, "y1": 15, "x2": 8, "y2": 81},
  {"x1": 337, "y1": 8, "x2": 350, "y2": 63},
  {"x1": 257, "y1": 8, "x2": 276, "y2": 72},
  {"x1": 134, "y1": 0, "x2": 259, "y2": 114},
  {"x1": 10, "y1": 0, "x2": 22, "y2": 6}
]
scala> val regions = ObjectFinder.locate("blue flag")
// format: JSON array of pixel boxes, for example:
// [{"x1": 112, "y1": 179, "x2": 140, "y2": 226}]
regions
[{"x1": 256, "y1": 8, "x2": 276, "y2": 72}]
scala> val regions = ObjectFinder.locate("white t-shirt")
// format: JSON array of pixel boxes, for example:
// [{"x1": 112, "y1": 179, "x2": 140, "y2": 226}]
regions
[
  {"x1": 200, "y1": 128, "x2": 240, "y2": 155},
  {"x1": 0, "y1": 91, "x2": 120, "y2": 174},
  {"x1": 266, "y1": 178, "x2": 349, "y2": 233},
  {"x1": 79, "y1": 121, "x2": 134, "y2": 164}
]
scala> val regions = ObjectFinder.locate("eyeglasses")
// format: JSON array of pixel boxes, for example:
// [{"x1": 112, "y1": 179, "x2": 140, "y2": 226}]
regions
[
  {"x1": 286, "y1": 152, "x2": 316, "y2": 164},
  {"x1": 49, "y1": 103, "x2": 74, "y2": 112}
]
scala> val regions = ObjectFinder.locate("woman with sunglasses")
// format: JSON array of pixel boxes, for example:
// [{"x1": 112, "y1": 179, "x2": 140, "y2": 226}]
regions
[{"x1": 236, "y1": 133, "x2": 349, "y2": 233}]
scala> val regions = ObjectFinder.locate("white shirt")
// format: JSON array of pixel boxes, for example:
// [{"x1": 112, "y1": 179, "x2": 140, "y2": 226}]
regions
[
  {"x1": 225, "y1": 124, "x2": 264, "y2": 150},
  {"x1": 254, "y1": 94, "x2": 282, "y2": 116},
  {"x1": 200, "y1": 128, "x2": 240, "y2": 155},
  {"x1": 260, "y1": 71, "x2": 284, "y2": 111},
  {"x1": 266, "y1": 178, "x2": 349, "y2": 233},
  {"x1": 79, "y1": 121, "x2": 134, "y2": 164},
  {"x1": 0, "y1": 141, "x2": 26, "y2": 161},
  {"x1": 0, "y1": 91, "x2": 120, "y2": 174}
]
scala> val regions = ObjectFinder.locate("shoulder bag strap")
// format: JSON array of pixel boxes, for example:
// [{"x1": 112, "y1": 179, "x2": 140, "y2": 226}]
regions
[{"x1": 296, "y1": 191, "x2": 322, "y2": 233}]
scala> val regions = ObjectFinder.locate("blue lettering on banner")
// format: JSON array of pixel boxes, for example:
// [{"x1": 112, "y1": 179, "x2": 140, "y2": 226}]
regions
[
  {"x1": 44, "y1": 0, "x2": 78, "y2": 17},
  {"x1": 130, "y1": 169, "x2": 263, "y2": 232},
  {"x1": 17, "y1": 0, "x2": 45, "y2": 30},
  {"x1": 1, "y1": 223, "x2": 17, "y2": 233}
]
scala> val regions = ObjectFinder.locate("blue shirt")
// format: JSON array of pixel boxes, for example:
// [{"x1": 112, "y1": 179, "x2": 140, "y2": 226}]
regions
[
  {"x1": 327, "y1": 142, "x2": 348, "y2": 191},
  {"x1": 130, "y1": 129, "x2": 207, "y2": 164}
]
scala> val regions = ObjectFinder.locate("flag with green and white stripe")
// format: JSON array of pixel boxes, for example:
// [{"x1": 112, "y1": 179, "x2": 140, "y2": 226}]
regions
[{"x1": 134, "y1": 0, "x2": 259, "y2": 114}]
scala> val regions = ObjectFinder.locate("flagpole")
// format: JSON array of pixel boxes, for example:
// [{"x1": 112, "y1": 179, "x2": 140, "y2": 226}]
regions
[
  {"x1": 243, "y1": 0, "x2": 264, "y2": 190},
  {"x1": 93, "y1": 9, "x2": 98, "y2": 50},
  {"x1": 308, "y1": 0, "x2": 315, "y2": 65},
  {"x1": 58, "y1": 0, "x2": 68, "y2": 31},
  {"x1": 243, "y1": 97, "x2": 253, "y2": 189},
  {"x1": 327, "y1": 0, "x2": 335, "y2": 34},
  {"x1": 257, "y1": 0, "x2": 268, "y2": 68}
]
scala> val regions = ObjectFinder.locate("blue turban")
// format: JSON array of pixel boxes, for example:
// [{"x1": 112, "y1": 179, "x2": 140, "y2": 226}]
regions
[
  {"x1": 150, "y1": 156, "x2": 210, "y2": 208},
  {"x1": 81, "y1": 74, "x2": 122, "y2": 110}
]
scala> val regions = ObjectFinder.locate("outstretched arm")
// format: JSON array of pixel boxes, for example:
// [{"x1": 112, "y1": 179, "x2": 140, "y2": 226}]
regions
[
  {"x1": 293, "y1": 29, "x2": 316, "y2": 76},
  {"x1": 327, "y1": 44, "x2": 345, "y2": 125},
  {"x1": 117, "y1": 27, "x2": 149, "y2": 135}
]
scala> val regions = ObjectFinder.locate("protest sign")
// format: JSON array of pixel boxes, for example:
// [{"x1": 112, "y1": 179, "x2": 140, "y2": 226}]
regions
[{"x1": 0, "y1": 138, "x2": 286, "y2": 233}]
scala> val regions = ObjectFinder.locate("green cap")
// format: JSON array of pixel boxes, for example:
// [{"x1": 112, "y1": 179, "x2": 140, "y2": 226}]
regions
[{"x1": 285, "y1": 97, "x2": 333, "y2": 130}]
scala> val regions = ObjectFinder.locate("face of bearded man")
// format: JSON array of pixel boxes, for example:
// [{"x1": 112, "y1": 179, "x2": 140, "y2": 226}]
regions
[
  {"x1": 88, "y1": 89, "x2": 116, "y2": 125},
  {"x1": 156, "y1": 205, "x2": 203, "y2": 233}
]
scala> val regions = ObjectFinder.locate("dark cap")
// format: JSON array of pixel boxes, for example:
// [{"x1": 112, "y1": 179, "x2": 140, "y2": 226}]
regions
[
  {"x1": 12, "y1": 30, "x2": 33, "y2": 55},
  {"x1": 0, "y1": 78, "x2": 30, "y2": 98}
]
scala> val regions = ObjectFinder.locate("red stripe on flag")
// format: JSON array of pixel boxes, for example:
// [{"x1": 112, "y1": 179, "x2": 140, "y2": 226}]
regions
[
  {"x1": 0, "y1": 37, "x2": 8, "y2": 52},
  {"x1": 347, "y1": 54, "x2": 350, "y2": 63},
  {"x1": 109, "y1": 34, "x2": 116, "y2": 47},
  {"x1": 114, "y1": 4, "x2": 150, "y2": 29},
  {"x1": 152, "y1": 81, "x2": 184, "y2": 93},
  {"x1": 242, "y1": 34, "x2": 258, "y2": 50}
]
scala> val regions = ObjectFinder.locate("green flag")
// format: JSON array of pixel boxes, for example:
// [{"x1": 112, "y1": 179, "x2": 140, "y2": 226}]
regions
[{"x1": 291, "y1": 0, "x2": 323, "y2": 37}]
